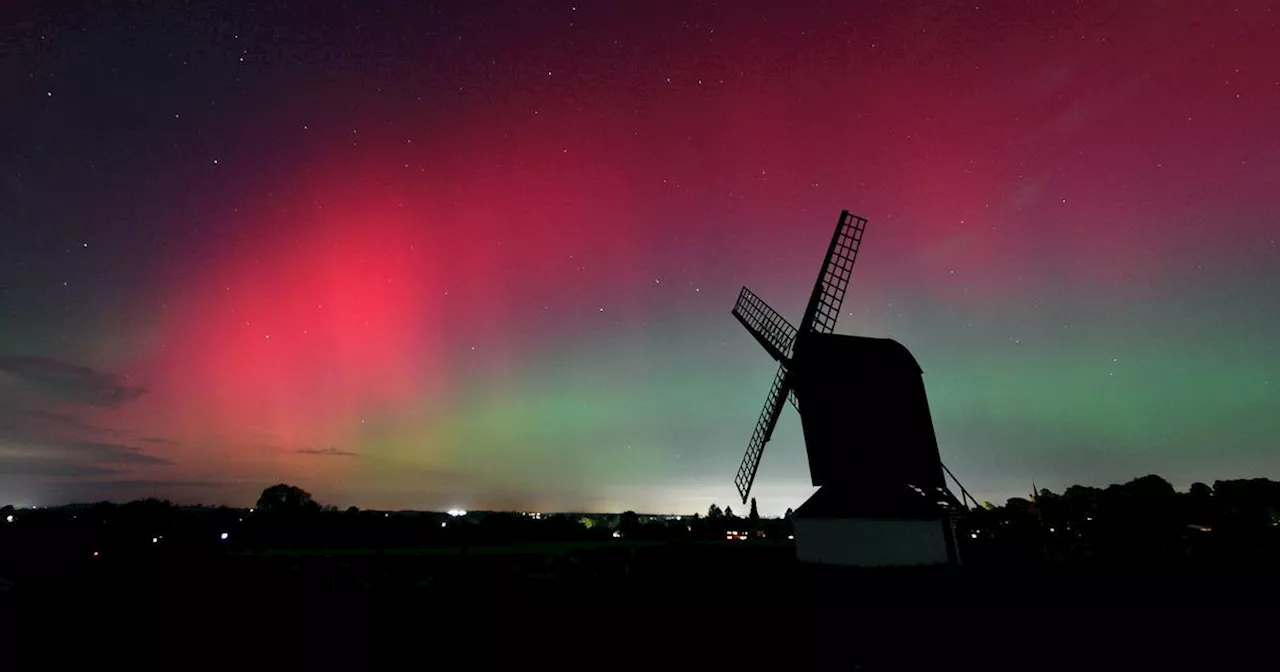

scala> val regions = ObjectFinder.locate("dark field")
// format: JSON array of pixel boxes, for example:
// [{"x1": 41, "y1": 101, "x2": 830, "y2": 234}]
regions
[
  {"x1": 7, "y1": 537, "x2": 1277, "y2": 611},
  {"x1": 4, "y1": 535, "x2": 1278, "y2": 668}
]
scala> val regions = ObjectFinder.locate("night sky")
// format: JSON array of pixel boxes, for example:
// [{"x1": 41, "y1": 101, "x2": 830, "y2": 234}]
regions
[{"x1": 2, "y1": 1, "x2": 1277, "y2": 514}]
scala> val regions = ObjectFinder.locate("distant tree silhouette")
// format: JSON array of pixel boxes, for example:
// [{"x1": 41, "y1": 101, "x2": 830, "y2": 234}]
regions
[
  {"x1": 724, "y1": 506, "x2": 736, "y2": 519},
  {"x1": 1123, "y1": 474, "x2": 1175, "y2": 499},
  {"x1": 707, "y1": 504, "x2": 723, "y2": 519},
  {"x1": 255, "y1": 483, "x2": 320, "y2": 513},
  {"x1": 749, "y1": 497, "x2": 760, "y2": 523},
  {"x1": 1186, "y1": 481, "x2": 1214, "y2": 527},
  {"x1": 784, "y1": 507, "x2": 794, "y2": 520},
  {"x1": 1005, "y1": 497, "x2": 1032, "y2": 511},
  {"x1": 619, "y1": 510, "x2": 640, "y2": 537},
  {"x1": 346, "y1": 506, "x2": 360, "y2": 514}
]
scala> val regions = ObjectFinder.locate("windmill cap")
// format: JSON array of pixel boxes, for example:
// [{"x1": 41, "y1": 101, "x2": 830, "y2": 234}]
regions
[{"x1": 794, "y1": 333, "x2": 923, "y2": 375}]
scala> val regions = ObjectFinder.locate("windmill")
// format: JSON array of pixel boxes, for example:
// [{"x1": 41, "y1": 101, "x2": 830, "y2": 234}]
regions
[{"x1": 730, "y1": 209, "x2": 967, "y2": 566}]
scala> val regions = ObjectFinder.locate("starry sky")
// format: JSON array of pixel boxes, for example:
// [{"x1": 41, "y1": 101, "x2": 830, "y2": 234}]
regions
[{"x1": 1, "y1": 1, "x2": 1277, "y2": 514}]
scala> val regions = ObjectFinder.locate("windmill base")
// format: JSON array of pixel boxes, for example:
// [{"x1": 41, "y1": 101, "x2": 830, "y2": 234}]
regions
[{"x1": 792, "y1": 485, "x2": 958, "y2": 567}]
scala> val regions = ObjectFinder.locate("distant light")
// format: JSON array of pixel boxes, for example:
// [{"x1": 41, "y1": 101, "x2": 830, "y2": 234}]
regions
[
  {"x1": 93, "y1": 551, "x2": 99, "y2": 557},
  {"x1": 152, "y1": 537, "x2": 159, "y2": 543},
  {"x1": 970, "y1": 532, "x2": 978, "y2": 539},
  {"x1": 441, "y1": 522, "x2": 447, "y2": 528},
  {"x1": 612, "y1": 531, "x2": 621, "y2": 538},
  {"x1": 5, "y1": 515, "x2": 12, "y2": 523},
  {"x1": 249, "y1": 508, "x2": 255, "y2": 513},
  {"x1": 220, "y1": 532, "x2": 229, "y2": 540},
  {"x1": 1048, "y1": 527, "x2": 1055, "y2": 533},
  {"x1": 787, "y1": 535, "x2": 794, "y2": 540},
  {"x1": 448, "y1": 509, "x2": 466, "y2": 517},
  {"x1": 1086, "y1": 516, "x2": 1092, "y2": 521}
]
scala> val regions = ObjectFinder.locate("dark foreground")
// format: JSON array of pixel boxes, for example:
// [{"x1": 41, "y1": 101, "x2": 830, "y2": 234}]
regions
[
  {"x1": 6, "y1": 538, "x2": 1278, "y2": 610},
  {"x1": 4, "y1": 539, "x2": 1278, "y2": 667}
]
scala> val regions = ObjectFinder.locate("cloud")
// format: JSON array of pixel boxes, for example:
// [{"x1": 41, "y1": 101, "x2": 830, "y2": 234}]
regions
[
  {"x1": 22, "y1": 478, "x2": 235, "y2": 507},
  {"x1": 140, "y1": 436, "x2": 181, "y2": 446},
  {"x1": 17, "y1": 409, "x2": 130, "y2": 437},
  {"x1": 0, "y1": 455, "x2": 120, "y2": 478},
  {"x1": 62, "y1": 441, "x2": 172, "y2": 465},
  {"x1": 73, "y1": 479, "x2": 225, "y2": 490},
  {"x1": 0, "y1": 355, "x2": 147, "y2": 407},
  {"x1": 297, "y1": 447, "x2": 360, "y2": 457}
]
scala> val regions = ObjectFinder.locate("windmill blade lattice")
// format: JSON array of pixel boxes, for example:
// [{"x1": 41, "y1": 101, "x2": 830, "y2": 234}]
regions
[
  {"x1": 734, "y1": 364, "x2": 791, "y2": 503},
  {"x1": 731, "y1": 286, "x2": 798, "y2": 363},
  {"x1": 796, "y1": 212, "x2": 867, "y2": 337}
]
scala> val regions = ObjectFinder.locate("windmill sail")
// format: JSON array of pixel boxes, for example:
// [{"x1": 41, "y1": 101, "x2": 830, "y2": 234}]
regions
[
  {"x1": 734, "y1": 365, "x2": 790, "y2": 503},
  {"x1": 731, "y1": 286, "x2": 798, "y2": 363},
  {"x1": 795, "y1": 211, "x2": 867, "y2": 337}
]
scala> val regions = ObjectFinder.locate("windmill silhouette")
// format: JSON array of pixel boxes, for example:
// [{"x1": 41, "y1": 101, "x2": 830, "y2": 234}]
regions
[{"x1": 730, "y1": 209, "x2": 968, "y2": 566}]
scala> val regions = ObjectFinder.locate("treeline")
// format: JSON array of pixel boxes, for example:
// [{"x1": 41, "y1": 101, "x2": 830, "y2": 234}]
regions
[
  {"x1": 0, "y1": 485, "x2": 787, "y2": 572},
  {"x1": 964, "y1": 475, "x2": 1280, "y2": 568},
  {"x1": 4, "y1": 476, "x2": 1278, "y2": 571}
]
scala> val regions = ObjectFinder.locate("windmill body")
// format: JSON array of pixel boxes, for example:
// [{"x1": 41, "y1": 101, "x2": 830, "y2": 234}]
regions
[{"x1": 731, "y1": 210, "x2": 960, "y2": 567}]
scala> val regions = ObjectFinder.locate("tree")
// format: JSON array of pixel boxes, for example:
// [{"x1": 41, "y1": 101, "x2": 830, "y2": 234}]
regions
[
  {"x1": 1189, "y1": 482, "x2": 1212, "y2": 499},
  {"x1": 619, "y1": 510, "x2": 641, "y2": 537},
  {"x1": 749, "y1": 497, "x2": 760, "y2": 523},
  {"x1": 1122, "y1": 474, "x2": 1175, "y2": 499},
  {"x1": 724, "y1": 506, "x2": 736, "y2": 519},
  {"x1": 707, "y1": 504, "x2": 723, "y2": 519},
  {"x1": 784, "y1": 507, "x2": 794, "y2": 520},
  {"x1": 255, "y1": 483, "x2": 320, "y2": 513}
]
